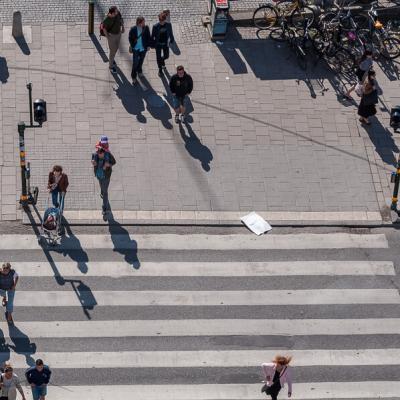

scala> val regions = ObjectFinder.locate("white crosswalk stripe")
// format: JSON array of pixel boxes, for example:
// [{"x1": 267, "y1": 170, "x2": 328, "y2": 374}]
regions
[{"x1": 0, "y1": 232, "x2": 397, "y2": 399}]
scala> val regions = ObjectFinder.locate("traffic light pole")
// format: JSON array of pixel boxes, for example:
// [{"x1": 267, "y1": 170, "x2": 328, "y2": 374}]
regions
[
  {"x1": 390, "y1": 155, "x2": 400, "y2": 213},
  {"x1": 18, "y1": 83, "x2": 42, "y2": 208}
]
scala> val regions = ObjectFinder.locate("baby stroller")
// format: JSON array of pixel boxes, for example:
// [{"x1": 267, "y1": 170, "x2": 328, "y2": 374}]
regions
[{"x1": 40, "y1": 194, "x2": 65, "y2": 246}]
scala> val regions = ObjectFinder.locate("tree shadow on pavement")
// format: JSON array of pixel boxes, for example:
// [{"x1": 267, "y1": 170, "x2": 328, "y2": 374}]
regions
[
  {"x1": 179, "y1": 123, "x2": 213, "y2": 171},
  {"x1": 360, "y1": 117, "x2": 399, "y2": 167},
  {"x1": 0, "y1": 57, "x2": 9, "y2": 83},
  {"x1": 113, "y1": 66, "x2": 147, "y2": 123},
  {"x1": 106, "y1": 211, "x2": 141, "y2": 269}
]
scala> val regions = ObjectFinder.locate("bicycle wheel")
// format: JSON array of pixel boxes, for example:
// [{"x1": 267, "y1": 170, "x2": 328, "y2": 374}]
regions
[
  {"x1": 333, "y1": 48, "x2": 356, "y2": 74},
  {"x1": 380, "y1": 35, "x2": 400, "y2": 59},
  {"x1": 253, "y1": 5, "x2": 278, "y2": 30},
  {"x1": 290, "y1": 6, "x2": 315, "y2": 29}
]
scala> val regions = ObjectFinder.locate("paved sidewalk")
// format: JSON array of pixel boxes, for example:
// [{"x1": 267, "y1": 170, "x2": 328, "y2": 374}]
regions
[{"x1": 0, "y1": 20, "x2": 399, "y2": 222}]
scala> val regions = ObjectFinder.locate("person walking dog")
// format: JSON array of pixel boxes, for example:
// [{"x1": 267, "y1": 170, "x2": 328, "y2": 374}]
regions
[
  {"x1": 152, "y1": 12, "x2": 175, "y2": 77},
  {"x1": 0, "y1": 363, "x2": 26, "y2": 400},
  {"x1": 128, "y1": 16, "x2": 151, "y2": 84},
  {"x1": 0, "y1": 263, "x2": 19, "y2": 324},
  {"x1": 169, "y1": 65, "x2": 193, "y2": 123},
  {"x1": 47, "y1": 165, "x2": 68, "y2": 210},
  {"x1": 25, "y1": 359, "x2": 51, "y2": 400},
  {"x1": 261, "y1": 355, "x2": 293, "y2": 400},
  {"x1": 102, "y1": 6, "x2": 124, "y2": 74}
]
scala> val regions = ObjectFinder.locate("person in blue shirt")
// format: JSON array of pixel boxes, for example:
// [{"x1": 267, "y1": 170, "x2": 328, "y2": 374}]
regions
[
  {"x1": 152, "y1": 12, "x2": 175, "y2": 77},
  {"x1": 128, "y1": 16, "x2": 151, "y2": 84},
  {"x1": 25, "y1": 359, "x2": 52, "y2": 400}
]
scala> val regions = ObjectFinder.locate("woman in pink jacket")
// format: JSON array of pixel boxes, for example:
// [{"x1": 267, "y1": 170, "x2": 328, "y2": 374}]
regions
[{"x1": 261, "y1": 355, "x2": 293, "y2": 399}]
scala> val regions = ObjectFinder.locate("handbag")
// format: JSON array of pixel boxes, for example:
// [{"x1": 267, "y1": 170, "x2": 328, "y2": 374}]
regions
[
  {"x1": 129, "y1": 32, "x2": 142, "y2": 53},
  {"x1": 362, "y1": 89, "x2": 378, "y2": 106}
]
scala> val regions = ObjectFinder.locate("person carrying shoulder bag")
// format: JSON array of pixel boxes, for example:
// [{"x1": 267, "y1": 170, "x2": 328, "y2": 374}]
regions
[{"x1": 0, "y1": 364, "x2": 26, "y2": 400}]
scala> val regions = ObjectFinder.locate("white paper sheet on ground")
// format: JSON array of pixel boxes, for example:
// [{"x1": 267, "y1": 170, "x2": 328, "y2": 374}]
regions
[{"x1": 241, "y1": 212, "x2": 272, "y2": 235}]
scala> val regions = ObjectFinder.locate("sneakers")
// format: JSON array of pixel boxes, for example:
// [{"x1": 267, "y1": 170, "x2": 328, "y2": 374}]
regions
[
  {"x1": 180, "y1": 114, "x2": 185, "y2": 123},
  {"x1": 132, "y1": 78, "x2": 137, "y2": 85},
  {"x1": 110, "y1": 66, "x2": 117, "y2": 74},
  {"x1": 158, "y1": 69, "x2": 163, "y2": 77},
  {"x1": 175, "y1": 114, "x2": 180, "y2": 124}
]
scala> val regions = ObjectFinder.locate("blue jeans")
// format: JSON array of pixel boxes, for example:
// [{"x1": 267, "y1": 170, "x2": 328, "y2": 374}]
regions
[
  {"x1": 31, "y1": 385, "x2": 47, "y2": 400},
  {"x1": 131, "y1": 49, "x2": 147, "y2": 79},
  {"x1": 0, "y1": 289, "x2": 15, "y2": 313},
  {"x1": 51, "y1": 189, "x2": 65, "y2": 211}
]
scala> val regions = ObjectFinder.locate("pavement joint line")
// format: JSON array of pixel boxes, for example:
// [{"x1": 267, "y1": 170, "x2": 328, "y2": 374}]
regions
[{"x1": 22, "y1": 210, "x2": 383, "y2": 226}]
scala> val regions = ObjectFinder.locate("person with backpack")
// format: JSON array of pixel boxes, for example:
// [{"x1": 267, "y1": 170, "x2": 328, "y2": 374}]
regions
[
  {"x1": 25, "y1": 359, "x2": 52, "y2": 400},
  {"x1": 101, "y1": 6, "x2": 125, "y2": 74},
  {"x1": 0, "y1": 262, "x2": 19, "y2": 324},
  {"x1": 128, "y1": 16, "x2": 151, "y2": 84},
  {"x1": 151, "y1": 12, "x2": 175, "y2": 77},
  {"x1": 91, "y1": 143, "x2": 116, "y2": 216}
]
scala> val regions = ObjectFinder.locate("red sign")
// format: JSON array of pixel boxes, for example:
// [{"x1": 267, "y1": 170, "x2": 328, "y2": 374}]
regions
[{"x1": 215, "y1": 0, "x2": 229, "y2": 8}]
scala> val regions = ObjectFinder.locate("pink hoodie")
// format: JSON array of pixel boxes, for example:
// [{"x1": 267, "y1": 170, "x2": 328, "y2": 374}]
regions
[{"x1": 261, "y1": 362, "x2": 293, "y2": 395}]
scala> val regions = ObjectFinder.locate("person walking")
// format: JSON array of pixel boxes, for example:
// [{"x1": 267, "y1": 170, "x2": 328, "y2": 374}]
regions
[
  {"x1": 152, "y1": 12, "x2": 175, "y2": 77},
  {"x1": 25, "y1": 359, "x2": 51, "y2": 400},
  {"x1": 0, "y1": 263, "x2": 19, "y2": 324},
  {"x1": 0, "y1": 363, "x2": 26, "y2": 400},
  {"x1": 169, "y1": 65, "x2": 193, "y2": 123},
  {"x1": 345, "y1": 49, "x2": 373, "y2": 99},
  {"x1": 358, "y1": 69, "x2": 379, "y2": 125},
  {"x1": 47, "y1": 165, "x2": 68, "y2": 211},
  {"x1": 92, "y1": 146, "x2": 116, "y2": 216},
  {"x1": 128, "y1": 16, "x2": 151, "y2": 84},
  {"x1": 261, "y1": 355, "x2": 293, "y2": 400},
  {"x1": 102, "y1": 6, "x2": 124, "y2": 74}
]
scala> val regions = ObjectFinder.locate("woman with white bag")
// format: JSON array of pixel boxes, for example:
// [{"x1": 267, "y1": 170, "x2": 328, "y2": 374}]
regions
[{"x1": 345, "y1": 49, "x2": 373, "y2": 100}]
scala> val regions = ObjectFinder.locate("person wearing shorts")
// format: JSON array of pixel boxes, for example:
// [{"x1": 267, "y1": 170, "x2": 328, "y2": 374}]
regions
[
  {"x1": 169, "y1": 65, "x2": 193, "y2": 123},
  {"x1": 25, "y1": 359, "x2": 52, "y2": 400}
]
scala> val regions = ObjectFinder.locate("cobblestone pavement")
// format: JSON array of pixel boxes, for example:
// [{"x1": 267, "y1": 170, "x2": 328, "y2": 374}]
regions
[
  {"x1": 0, "y1": 0, "x2": 262, "y2": 22},
  {"x1": 0, "y1": 20, "x2": 399, "y2": 220}
]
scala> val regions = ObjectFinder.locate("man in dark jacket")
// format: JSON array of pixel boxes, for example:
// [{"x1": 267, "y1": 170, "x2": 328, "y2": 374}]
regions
[
  {"x1": 92, "y1": 147, "x2": 116, "y2": 216},
  {"x1": 169, "y1": 65, "x2": 193, "y2": 123},
  {"x1": 151, "y1": 12, "x2": 175, "y2": 77},
  {"x1": 128, "y1": 16, "x2": 151, "y2": 84},
  {"x1": 25, "y1": 359, "x2": 52, "y2": 400}
]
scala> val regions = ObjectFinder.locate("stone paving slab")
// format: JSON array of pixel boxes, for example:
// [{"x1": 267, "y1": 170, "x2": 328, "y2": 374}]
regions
[{"x1": 0, "y1": 21, "x2": 399, "y2": 222}]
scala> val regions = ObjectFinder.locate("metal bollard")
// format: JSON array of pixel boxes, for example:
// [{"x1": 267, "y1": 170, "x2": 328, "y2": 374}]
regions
[{"x1": 88, "y1": 0, "x2": 95, "y2": 35}]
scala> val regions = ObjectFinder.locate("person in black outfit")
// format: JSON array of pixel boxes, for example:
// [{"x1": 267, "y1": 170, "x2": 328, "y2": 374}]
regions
[
  {"x1": 152, "y1": 12, "x2": 175, "y2": 77},
  {"x1": 358, "y1": 69, "x2": 379, "y2": 125},
  {"x1": 128, "y1": 16, "x2": 151, "y2": 84},
  {"x1": 169, "y1": 65, "x2": 193, "y2": 123}
]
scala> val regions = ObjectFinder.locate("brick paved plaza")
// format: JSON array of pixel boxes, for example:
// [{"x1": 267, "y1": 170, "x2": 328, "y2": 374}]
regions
[{"x1": 0, "y1": 1, "x2": 399, "y2": 221}]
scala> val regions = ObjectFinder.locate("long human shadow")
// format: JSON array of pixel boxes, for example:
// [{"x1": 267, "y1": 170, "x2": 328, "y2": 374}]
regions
[
  {"x1": 360, "y1": 117, "x2": 399, "y2": 167},
  {"x1": 0, "y1": 57, "x2": 9, "y2": 83},
  {"x1": 106, "y1": 211, "x2": 140, "y2": 269},
  {"x1": 112, "y1": 66, "x2": 147, "y2": 123},
  {"x1": 15, "y1": 36, "x2": 30, "y2": 55},
  {"x1": 23, "y1": 207, "x2": 96, "y2": 320},
  {"x1": 179, "y1": 123, "x2": 213, "y2": 171},
  {"x1": 140, "y1": 75, "x2": 173, "y2": 129},
  {"x1": 89, "y1": 33, "x2": 108, "y2": 63},
  {"x1": 7, "y1": 324, "x2": 37, "y2": 367}
]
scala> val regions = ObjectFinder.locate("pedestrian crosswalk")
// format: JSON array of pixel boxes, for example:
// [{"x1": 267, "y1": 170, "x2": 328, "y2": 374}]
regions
[{"x1": 0, "y1": 230, "x2": 398, "y2": 399}]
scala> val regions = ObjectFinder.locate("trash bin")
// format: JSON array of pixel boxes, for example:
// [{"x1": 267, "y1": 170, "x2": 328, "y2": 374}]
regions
[{"x1": 208, "y1": 0, "x2": 230, "y2": 39}]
